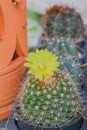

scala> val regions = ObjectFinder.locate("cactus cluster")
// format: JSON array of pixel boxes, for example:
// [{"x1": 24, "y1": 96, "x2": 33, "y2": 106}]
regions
[
  {"x1": 21, "y1": 70, "x2": 78, "y2": 127},
  {"x1": 18, "y1": 6, "x2": 83, "y2": 128},
  {"x1": 42, "y1": 6, "x2": 83, "y2": 41}
]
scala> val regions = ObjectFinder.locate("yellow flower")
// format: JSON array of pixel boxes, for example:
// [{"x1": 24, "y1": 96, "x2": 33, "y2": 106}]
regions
[{"x1": 24, "y1": 49, "x2": 60, "y2": 80}]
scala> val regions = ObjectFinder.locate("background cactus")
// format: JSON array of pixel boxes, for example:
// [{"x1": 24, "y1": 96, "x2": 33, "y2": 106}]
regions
[
  {"x1": 42, "y1": 6, "x2": 83, "y2": 41},
  {"x1": 42, "y1": 37, "x2": 81, "y2": 82},
  {"x1": 20, "y1": 70, "x2": 78, "y2": 127}
]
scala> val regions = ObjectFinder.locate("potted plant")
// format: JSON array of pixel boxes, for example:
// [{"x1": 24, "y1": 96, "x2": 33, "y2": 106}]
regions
[{"x1": 6, "y1": 46, "x2": 83, "y2": 130}]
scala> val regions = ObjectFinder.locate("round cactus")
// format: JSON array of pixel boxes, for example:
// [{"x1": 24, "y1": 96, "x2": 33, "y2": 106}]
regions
[
  {"x1": 21, "y1": 70, "x2": 78, "y2": 127},
  {"x1": 18, "y1": 49, "x2": 80, "y2": 127},
  {"x1": 42, "y1": 6, "x2": 83, "y2": 41}
]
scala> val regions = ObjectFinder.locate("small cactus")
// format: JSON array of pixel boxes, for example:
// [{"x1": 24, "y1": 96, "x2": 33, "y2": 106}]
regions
[
  {"x1": 43, "y1": 37, "x2": 81, "y2": 82},
  {"x1": 21, "y1": 71, "x2": 78, "y2": 127},
  {"x1": 19, "y1": 49, "x2": 79, "y2": 127},
  {"x1": 42, "y1": 6, "x2": 83, "y2": 41}
]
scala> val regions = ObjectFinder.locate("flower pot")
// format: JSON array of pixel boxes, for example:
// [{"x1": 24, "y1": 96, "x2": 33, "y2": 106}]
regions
[
  {"x1": 0, "y1": 57, "x2": 26, "y2": 121},
  {"x1": 80, "y1": 119, "x2": 87, "y2": 130},
  {"x1": 0, "y1": 0, "x2": 28, "y2": 121},
  {"x1": 6, "y1": 103, "x2": 82, "y2": 130},
  {"x1": 0, "y1": 105, "x2": 12, "y2": 121},
  {"x1": 14, "y1": 117, "x2": 82, "y2": 130},
  {"x1": 7, "y1": 115, "x2": 87, "y2": 130}
]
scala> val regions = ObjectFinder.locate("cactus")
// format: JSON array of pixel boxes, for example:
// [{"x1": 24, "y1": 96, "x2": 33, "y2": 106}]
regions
[
  {"x1": 20, "y1": 70, "x2": 78, "y2": 127},
  {"x1": 18, "y1": 49, "x2": 80, "y2": 127},
  {"x1": 42, "y1": 6, "x2": 83, "y2": 41},
  {"x1": 43, "y1": 37, "x2": 81, "y2": 82}
]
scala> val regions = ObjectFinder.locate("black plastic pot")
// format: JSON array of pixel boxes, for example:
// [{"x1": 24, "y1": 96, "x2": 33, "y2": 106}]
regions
[
  {"x1": 80, "y1": 119, "x2": 87, "y2": 130},
  {"x1": 6, "y1": 110, "x2": 82, "y2": 130},
  {"x1": 6, "y1": 111, "x2": 87, "y2": 130}
]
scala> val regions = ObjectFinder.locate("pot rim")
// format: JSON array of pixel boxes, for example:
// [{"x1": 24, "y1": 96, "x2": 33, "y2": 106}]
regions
[
  {"x1": 26, "y1": 118, "x2": 81, "y2": 129},
  {"x1": 0, "y1": 57, "x2": 25, "y2": 76},
  {"x1": 0, "y1": 64, "x2": 25, "y2": 79}
]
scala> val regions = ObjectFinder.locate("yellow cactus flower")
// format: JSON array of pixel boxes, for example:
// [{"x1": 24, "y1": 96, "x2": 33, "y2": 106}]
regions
[{"x1": 24, "y1": 49, "x2": 60, "y2": 81}]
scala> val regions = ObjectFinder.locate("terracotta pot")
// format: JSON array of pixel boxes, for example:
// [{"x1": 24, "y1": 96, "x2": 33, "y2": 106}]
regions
[
  {"x1": 0, "y1": 105, "x2": 12, "y2": 121},
  {"x1": 0, "y1": 0, "x2": 28, "y2": 121},
  {"x1": 0, "y1": 57, "x2": 26, "y2": 121},
  {"x1": 0, "y1": 0, "x2": 28, "y2": 69}
]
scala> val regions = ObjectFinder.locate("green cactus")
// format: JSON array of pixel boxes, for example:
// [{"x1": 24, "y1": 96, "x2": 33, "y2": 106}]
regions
[
  {"x1": 43, "y1": 37, "x2": 80, "y2": 82},
  {"x1": 42, "y1": 6, "x2": 83, "y2": 41},
  {"x1": 21, "y1": 71, "x2": 78, "y2": 127},
  {"x1": 15, "y1": 46, "x2": 80, "y2": 127}
]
